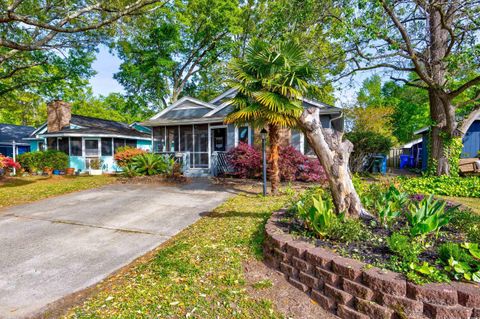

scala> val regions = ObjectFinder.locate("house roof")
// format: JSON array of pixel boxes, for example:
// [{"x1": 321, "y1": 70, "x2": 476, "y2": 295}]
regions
[
  {"x1": 144, "y1": 89, "x2": 342, "y2": 127},
  {"x1": 0, "y1": 123, "x2": 36, "y2": 145},
  {"x1": 38, "y1": 115, "x2": 150, "y2": 139},
  {"x1": 402, "y1": 138, "x2": 423, "y2": 149}
]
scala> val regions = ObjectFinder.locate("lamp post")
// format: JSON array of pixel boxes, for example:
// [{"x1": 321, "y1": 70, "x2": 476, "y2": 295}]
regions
[{"x1": 260, "y1": 128, "x2": 268, "y2": 196}]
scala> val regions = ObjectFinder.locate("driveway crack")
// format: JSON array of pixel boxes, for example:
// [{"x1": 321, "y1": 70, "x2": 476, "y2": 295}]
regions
[{"x1": 5, "y1": 214, "x2": 167, "y2": 236}]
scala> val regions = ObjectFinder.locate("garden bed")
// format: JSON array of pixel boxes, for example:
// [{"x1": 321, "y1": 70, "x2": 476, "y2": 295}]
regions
[
  {"x1": 117, "y1": 174, "x2": 188, "y2": 184},
  {"x1": 264, "y1": 212, "x2": 480, "y2": 319}
]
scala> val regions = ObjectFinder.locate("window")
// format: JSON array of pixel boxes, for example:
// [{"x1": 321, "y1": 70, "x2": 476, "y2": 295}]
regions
[
  {"x1": 180, "y1": 125, "x2": 193, "y2": 152},
  {"x1": 38, "y1": 141, "x2": 45, "y2": 151},
  {"x1": 70, "y1": 137, "x2": 82, "y2": 156},
  {"x1": 114, "y1": 138, "x2": 126, "y2": 153},
  {"x1": 101, "y1": 138, "x2": 113, "y2": 156},
  {"x1": 166, "y1": 126, "x2": 179, "y2": 152},
  {"x1": 238, "y1": 126, "x2": 249, "y2": 144},
  {"x1": 126, "y1": 139, "x2": 137, "y2": 148},
  {"x1": 153, "y1": 126, "x2": 166, "y2": 152},
  {"x1": 85, "y1": 139, "x2": 99, "y2": 157},
  {"x1": 47, "y1": 137, "x2": 57, "y2": 150},
  {"x1": 58, "y1": 137, "x2": 69, "y2": 155}
]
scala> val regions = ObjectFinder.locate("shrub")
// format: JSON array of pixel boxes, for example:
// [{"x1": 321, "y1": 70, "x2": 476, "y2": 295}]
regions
[
  {"x1": 328, "y1": 218, "x2": 368, "y2": 243},
  {"x1": 295, "y1": 193, "x2": 337, "y2": 238},
  {"x1": 346, "y1": 131, "x2": 393, "y2": 173},
  {"x1": 42, "y1": 150, "x2": 69, "y2": 170},
  {"x1": 132, "y1": 153, "x2": 174, "y2": 176},
  {"x1": 17, "y1": 152, "x2": 42, "y2": 172},
  {"x1": 398, "y1": 176, "x2": 480, "y2": 198},
  {"x1": 374, "y1": 185, "x2": 409, "y2": 228},
  {"x1": 226, "y1": 143, "x2": 326, "y2": 182},
  {"x1": 114, "y1": 147, "x2": 147, "y2": 168},
  {"x1": 226, "y1": 142, "x2": 261, "y2": 178},
  {"x1": 0, "y1": 154, "x2": 21, "y2": 172},
  {"x1": 18, "y1": 150, "x2": 68, "y2": 171}
]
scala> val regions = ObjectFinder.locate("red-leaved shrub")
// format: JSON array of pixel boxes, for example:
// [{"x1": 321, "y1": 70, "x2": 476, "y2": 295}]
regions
[
  {"x1": 226, "y1": 142, "x2": 261, "y2": 178},
  {"x1": 226, "y1": 143, "x2": 326, "y2": 182}
]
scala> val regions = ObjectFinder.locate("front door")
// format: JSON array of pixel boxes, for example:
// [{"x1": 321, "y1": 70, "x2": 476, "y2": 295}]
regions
[{"x1": 211, "y1": 127, "x2": 227, "y2": 152}]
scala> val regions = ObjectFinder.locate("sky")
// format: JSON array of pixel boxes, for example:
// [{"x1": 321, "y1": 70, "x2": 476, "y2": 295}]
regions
[
  {"x1": 89, "y1": 45, "x2": 368, "y2": 106},
  {"x1": 89, "y1": 46, "x2": 124, "y2": 96}
]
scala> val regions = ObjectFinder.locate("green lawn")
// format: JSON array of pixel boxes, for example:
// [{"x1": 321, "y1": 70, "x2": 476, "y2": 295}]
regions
[
  {"x1": 440, "y1": 196, "x2": 480, "y2": 215},
  {"x1": 0, "y1": 175, "x2": 116, "y2": 209},
  {"x1": 66, "y1": 191, "x2": 293, "y2": 318}
]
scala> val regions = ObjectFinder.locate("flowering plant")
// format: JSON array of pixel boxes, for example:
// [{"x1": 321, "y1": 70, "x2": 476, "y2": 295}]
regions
[
  {"x1": 0, "y1": 153, "x2": 21, "y2": 172},
  {"x1": 114, "y1": 147, "x2": 147, "y2": 167}
]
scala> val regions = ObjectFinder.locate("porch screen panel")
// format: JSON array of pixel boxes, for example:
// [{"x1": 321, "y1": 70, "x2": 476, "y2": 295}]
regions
[
  {"x1": 101, "y1": 138, "x2": 113, "y2": 156},
  {"x1": 85, "y1": 140, "x2": 99, "y2": 157},
  {"x1": 58, "y1": 137, "x2": 69, "y2": 155},
  {"x1": 126, "y1": 139, "x2": 137, "y2": 148},
  {"x1": 153, "y1": 126, "x2": 165, "y2": 152},
  {"x1": 70, "y1": 137, "x2": 82, "y2": 156},
  {"x1": 166, "y1": 126, "x2": 179, "y2": 152},
  {"x1": 47, "y1": 137, "x2": 57, "y2": 150},
  {"x1": 180, "y1": 125, "x2": 193, "y2": 152},
  {"x1": 193, "y1": 124, "x2": 208, "y2": 168},
  {"x1": 114, "y1": 138, "x2": 125, "y2": 153}
]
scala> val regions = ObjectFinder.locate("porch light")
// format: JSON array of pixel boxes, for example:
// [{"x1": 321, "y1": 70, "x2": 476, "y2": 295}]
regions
[{"x1": 260, "y1": 128, "x2": 267, "y2": 196}]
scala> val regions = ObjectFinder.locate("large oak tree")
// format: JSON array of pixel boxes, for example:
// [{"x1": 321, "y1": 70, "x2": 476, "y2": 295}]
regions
[{"x1": 339, "y1": 0, "x2": 480, "y2": 175}]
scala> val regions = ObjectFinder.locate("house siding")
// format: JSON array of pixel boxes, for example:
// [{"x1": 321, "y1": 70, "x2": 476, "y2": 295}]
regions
[{"x1": 462, "y1": 120, "x2": 480, "y2": 158}]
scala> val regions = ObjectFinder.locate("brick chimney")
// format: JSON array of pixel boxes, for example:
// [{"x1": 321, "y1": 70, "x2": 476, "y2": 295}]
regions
[{"x1": 47, "y1": 100, "x2": 71, "y2": 132}]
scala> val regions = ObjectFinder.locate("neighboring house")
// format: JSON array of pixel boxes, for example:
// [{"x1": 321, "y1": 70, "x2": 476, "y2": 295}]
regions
[
  {"x1": 25, "y1": 100, "x2": 152, "y2": 172},
  {"x1": 0, "y1": 124, "x2": 36, "y2": 157},
  {"x1": 142, "y1": 89, "x2": 344, "y2": 175},
  {"x1": 414, "y1": 116, "x2": 480, "y2": 171}
]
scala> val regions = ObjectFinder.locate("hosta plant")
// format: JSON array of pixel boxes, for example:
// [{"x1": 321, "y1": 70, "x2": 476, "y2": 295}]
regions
[
  {"x1": 406, "y1": 195, "x2": 453, "y2": 238},
  {"x1": 296, "y1": 194, "x2": 337, "y2": 238},
  {"x1": 374, "y1": 185, "x2": 409, "y2": 228}
]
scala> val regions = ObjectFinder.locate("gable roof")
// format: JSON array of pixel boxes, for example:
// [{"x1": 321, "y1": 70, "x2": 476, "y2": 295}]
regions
[
  {"x1": 38, "y1": 115, "x2": 150, "y2": 139},
  {"x1": 0, "y1": 123, "x2": 35, "y2": 145},
  {"x1": 144, "y1": 89, "x2": 342, "y2": 127}
]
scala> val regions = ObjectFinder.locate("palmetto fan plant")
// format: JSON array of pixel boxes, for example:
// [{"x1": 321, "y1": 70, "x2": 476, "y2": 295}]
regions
[{"x1": 225, "y1": 41, "x2": 318, "y2": 194}]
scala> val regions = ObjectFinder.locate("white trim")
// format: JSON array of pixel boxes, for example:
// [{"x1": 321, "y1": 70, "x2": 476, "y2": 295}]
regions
[
  {"x1": 208, "y1": 123, "x2": 211, "y2": 168},
  {"x1": 414, "y1": 127, "x2": 429, "y2": 135},
  {"x1": 150, "y1": 97, "x2": 217, "y2": 120},
  {"x1": 30, "y1": 123, "x2": 47, "y2": 137},
  {"x1": 203, "y1": 100, "x2": 232, "y2": 117},
  {"x1": 38, "y1": 133, "x2": 151, "y2": 141},
  {"x1": 209, "y1": 88, "x2": 237, "y2": 104},
  {"x1": 300, "y1": 133, "x2": 305, "y2": 155}
]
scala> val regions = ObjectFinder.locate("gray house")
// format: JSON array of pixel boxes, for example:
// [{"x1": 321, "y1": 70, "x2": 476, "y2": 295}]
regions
[{"x1": 143, "y1": 89, "x2": 344, "y2": 175}]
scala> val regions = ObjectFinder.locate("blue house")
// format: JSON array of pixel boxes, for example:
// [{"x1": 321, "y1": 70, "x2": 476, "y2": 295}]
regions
[
  {"x1": 414, "y1": 116, "x2": 480, "y2": 171},
  {"x1": 143, "y1": 89, "x2": 344, "y2": 175},
  {"x1": 0, "y1": 124, "x2": 35, "y2": 157},
  {"x1": 25, "y1": 100, "x2": 152, "y2": 173}
]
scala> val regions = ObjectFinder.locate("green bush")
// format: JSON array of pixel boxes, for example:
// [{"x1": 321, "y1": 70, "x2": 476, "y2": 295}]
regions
[
  {"x1": 398, "y1": 176, "x2": 480, "y2": 198},
  {"x1": 438, "y1": 243, "x2": 474, "y2": 264},
  {"x1": 124, "y1": 153, "x2": 175, "y2": 176},
  {"x1": 328, "y1": 218, "x2": 368, "y2": 243},
  {"x1": 17, "y1": 150, "x2": 69, "y2": 171}
]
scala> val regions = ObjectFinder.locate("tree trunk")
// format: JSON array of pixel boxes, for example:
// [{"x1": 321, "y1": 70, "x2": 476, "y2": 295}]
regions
[
  {"x1": 429, "y1": 89, "x2": 451, "y2": 175},
  {"x1": 297, "y1": 107, "x2": 364, "y2": 218},
  {"x1": 268, "y1": 123, "x2": 280, "y2": 195},
  {"x1": 427, "y1": 3, "x2": 457, "y2": 176}
]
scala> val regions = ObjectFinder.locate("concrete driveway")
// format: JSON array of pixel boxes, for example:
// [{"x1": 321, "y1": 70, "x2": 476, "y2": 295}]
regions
[{"x1": 0, "y1": 180, "x2": 232, "y2": 318}]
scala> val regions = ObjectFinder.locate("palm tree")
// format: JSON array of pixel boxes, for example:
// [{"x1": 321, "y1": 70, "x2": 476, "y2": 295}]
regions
[{"x1": 225, "y1": 41, "x2": 317, "y2": 194}]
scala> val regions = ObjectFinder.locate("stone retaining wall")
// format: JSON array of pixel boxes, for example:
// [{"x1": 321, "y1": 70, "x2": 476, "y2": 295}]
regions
[{"x1": 263, "y1": 212, "x2": 480, "y2": 319}]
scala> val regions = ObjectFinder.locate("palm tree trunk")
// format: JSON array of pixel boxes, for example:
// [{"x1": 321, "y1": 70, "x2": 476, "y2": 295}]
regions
[{"x1": 268, "y1": 123, "x2": 280, "y2": 195}]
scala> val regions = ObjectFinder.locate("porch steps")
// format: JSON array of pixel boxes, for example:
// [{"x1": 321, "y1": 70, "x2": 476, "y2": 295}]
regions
[{"x1": 184, "y1": 168, "x2": 211, "y2": 177}]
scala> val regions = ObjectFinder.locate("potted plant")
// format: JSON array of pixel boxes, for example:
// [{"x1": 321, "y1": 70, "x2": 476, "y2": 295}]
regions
[
  {"x1": 89, "y1": 158, "x2": 103, "y2": 175},
  {"x1": 43, "y1": 167, "x2": 53, "y2": 175},
  {"x1": 65, "y1": 167, "x2": 75, "y2": 175}
]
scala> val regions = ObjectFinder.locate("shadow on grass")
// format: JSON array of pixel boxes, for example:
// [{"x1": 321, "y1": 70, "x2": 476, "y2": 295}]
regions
[{"x1": 1, "y1": 178, "x2": 43, "y2": 187}]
